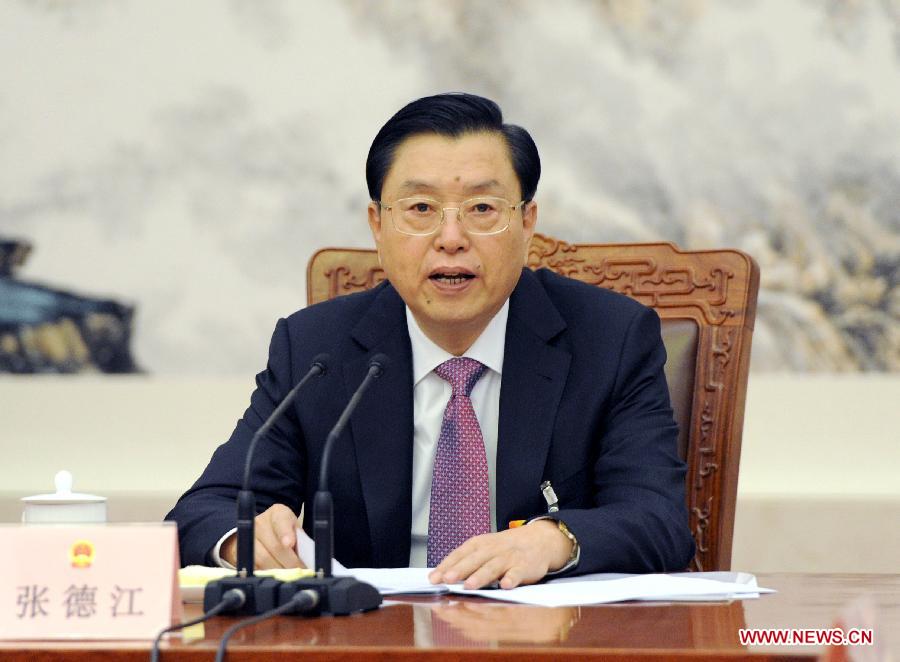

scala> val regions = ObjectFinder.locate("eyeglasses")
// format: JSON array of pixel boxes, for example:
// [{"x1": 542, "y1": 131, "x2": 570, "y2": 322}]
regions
[{"x1": 380, "y1": 196, "x2": 525, "y2": 236}]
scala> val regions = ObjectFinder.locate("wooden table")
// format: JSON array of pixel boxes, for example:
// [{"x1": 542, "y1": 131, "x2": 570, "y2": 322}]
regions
[{"x1": 0, "y1": 573, "x2": 896, "y2": 660}]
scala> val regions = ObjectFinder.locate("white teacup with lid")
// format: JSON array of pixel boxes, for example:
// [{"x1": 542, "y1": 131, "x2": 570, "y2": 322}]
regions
[{"x1": 21, "y1": 470, "x2": 107, "y2": 523}]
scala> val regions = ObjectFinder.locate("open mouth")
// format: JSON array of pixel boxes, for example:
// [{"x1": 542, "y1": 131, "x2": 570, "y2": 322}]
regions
[{"x1": 429, "y1": 272, "x2": 476, "y2": 285}]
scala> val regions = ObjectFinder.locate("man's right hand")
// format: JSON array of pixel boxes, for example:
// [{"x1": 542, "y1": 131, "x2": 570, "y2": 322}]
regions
[{"x1": 220, "y1": 503, "x2": 306, "y2": 570}]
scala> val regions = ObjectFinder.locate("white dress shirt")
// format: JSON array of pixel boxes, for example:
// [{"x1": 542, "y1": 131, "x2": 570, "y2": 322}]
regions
[{"x1": 407, "y1": 301, "x2": 508, "y2": 567}]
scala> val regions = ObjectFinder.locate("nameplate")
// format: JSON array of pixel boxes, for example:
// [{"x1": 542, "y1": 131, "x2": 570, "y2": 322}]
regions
[{"x1": 1, "y1": 523, "x2": 182, "y2": 640}]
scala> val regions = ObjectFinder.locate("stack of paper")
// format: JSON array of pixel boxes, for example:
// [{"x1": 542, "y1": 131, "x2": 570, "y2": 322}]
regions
[
  {"x1": 455, "y1": 572, "x2": 771, "y2": 606},
  {"x1": 295, "y1": 527, "x2": 773, "y2": 606},
  {"x1": 333, "y1": 567, "x2": 772, "y2": 606}
]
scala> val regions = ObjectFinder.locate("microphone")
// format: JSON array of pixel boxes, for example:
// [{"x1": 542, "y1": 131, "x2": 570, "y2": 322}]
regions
[
  {"x1": 314, "y1": 353, "x2": 389, "y2": 577},
  {"x1": 275, "y1": 353, "x2": 389, "y2": 616},
  {"x1": 203, "y1": 353, "x2": 329, "y2": 616}
]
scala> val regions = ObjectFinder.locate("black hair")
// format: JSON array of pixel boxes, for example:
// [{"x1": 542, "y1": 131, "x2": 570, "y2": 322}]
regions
[{"x1": 365, "y1": 93, "x2": 540, "y2": 203}]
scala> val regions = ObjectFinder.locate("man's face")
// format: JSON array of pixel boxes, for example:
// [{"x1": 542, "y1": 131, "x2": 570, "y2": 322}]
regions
[{"x1": 367, "y1": 131, "x2": 537, "y2": 352}]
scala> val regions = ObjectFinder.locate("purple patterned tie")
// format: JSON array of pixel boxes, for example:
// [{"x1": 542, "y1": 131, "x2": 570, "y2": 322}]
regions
[{"x1": 427, "y1": 357, "x2": 491, "y2": 567}]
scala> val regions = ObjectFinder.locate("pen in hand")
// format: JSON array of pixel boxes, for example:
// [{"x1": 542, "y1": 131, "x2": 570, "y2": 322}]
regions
[{"x1": 541, "y1": 480, "x2": 559, "y2": 513}]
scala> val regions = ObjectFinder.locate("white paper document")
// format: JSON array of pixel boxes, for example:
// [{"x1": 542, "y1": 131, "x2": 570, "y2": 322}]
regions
[
  {"x1": 339, "y1": 567, "x2": 445, "y2": 595},
  {"x1": 452, "y1": 572, "x2": 772, "y2": 607},
  {"x1": 334, "y1": 567, "x2": 771, "y2": 605},
  {"x1": 296, "y1": 529, "x2": 773, "y2": 606}
]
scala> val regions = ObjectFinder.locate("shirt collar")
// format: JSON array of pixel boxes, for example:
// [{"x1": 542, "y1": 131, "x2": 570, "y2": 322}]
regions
[{"x1": 406, "y1": 300, "x2": 509, "y2": 386}]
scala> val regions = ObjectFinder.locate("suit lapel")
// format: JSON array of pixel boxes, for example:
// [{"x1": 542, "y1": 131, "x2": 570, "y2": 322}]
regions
[
  {"x1": 345, "y1": 284, "x2": 414, "y2": 568},
  {"x1": 496, "y1": 270, "x2": 571, "y2": 528}
]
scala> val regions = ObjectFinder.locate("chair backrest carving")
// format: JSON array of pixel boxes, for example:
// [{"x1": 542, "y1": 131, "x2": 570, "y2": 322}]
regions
[{"x1": 307, "y1": 232, "x2": 760, "y2": 571}]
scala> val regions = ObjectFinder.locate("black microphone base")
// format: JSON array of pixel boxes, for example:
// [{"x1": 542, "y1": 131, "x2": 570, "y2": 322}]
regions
[
  {"x1": 204, "y1": 576, "x2": 282, "y2": 616},
  {"x1": 279, "y1": 576, "x2": 382, "y2": 616},
  {"x1": 203, "y1": 575, "x2": 382, "y2": 617}
]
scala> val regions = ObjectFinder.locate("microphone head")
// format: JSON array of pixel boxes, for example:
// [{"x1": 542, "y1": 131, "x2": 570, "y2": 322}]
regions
[
  {"x1": 311, "y1": 353, "x2": 330, "y2": 376},
  {"x1": 368, "y1": 353, "x2": 390, "y2": 378}
]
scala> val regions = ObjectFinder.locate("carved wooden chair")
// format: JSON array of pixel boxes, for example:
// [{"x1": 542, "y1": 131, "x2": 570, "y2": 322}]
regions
[{"x1": 307, "y1": 233, "x2": 760, "y2": 571}]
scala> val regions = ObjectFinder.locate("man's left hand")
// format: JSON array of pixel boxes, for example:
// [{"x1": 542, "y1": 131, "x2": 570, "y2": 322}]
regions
[{"x1": 428, "y1": 519, "x2": 573, "y2": 589}]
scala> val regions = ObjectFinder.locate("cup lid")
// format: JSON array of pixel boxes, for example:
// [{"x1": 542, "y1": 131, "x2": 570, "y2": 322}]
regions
[{"x1": 21, "y1": 470, "x2": 107, "y2": 505}]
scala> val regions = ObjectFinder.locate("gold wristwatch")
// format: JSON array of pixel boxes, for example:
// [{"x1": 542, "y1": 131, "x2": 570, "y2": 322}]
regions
[{"x1": 556, "y1": 520, "x2": 580, "y2": 567}]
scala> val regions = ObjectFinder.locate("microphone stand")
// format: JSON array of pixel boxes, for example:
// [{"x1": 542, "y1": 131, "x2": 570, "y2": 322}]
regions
[
  {"x1": 203, "y1": 353, "x2": 386, "y2": 616},
  {"x1": 278, "y1": 354, "x2": 388, "y2": 615},
  {"x1": 203, "y1": 355, "x2": 328, "y2": 615}
]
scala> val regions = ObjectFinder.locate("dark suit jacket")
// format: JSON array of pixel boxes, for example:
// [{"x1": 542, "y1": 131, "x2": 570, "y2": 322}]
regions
[{"x1": 166, "y1": 267, "x2": 695, "y2": 573}]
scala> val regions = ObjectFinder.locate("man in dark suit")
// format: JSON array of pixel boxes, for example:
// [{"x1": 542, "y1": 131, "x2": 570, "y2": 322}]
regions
[{"x1": 166, "y1": 93, "x2": 694, "y2": 588}]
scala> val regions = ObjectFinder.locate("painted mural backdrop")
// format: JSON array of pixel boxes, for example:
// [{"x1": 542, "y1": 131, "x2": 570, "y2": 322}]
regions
[{"x1": 1, "y1": 0, "x2": 897, "y2": 374}]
